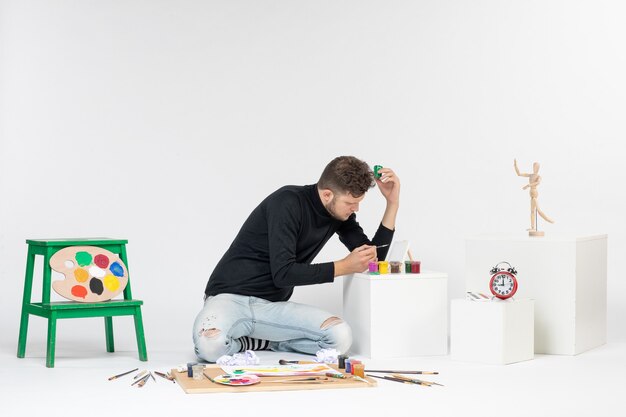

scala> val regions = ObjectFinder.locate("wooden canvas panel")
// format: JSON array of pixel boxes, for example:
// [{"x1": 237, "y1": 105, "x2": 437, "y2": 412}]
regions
[{"x1": 172, "y1": 364, "x2": 377, "y2": 394}]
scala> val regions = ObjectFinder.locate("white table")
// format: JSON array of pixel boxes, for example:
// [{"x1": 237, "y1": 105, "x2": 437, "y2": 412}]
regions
[
  {"x1": 451, "y1": 298, "x2": 534, "y2": 365},
  {"x1": 342, "y1": 271, "x2": 448, "y2": 359},
  {"x1": 465, "y1": 233, "x2": 607, "y2": 355}
]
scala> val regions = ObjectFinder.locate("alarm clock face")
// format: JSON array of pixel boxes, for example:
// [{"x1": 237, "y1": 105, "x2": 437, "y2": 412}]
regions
[{"x1": 490, "y1": 271, "x2": 518, "y2": 299}]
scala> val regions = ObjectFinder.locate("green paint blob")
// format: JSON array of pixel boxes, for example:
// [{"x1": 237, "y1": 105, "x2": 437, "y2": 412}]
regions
[{"x1": 75, "y1": 251, "x2": 93, "y2": 267}]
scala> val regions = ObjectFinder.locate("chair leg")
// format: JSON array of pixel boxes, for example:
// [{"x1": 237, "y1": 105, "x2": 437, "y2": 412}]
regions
[
  {"x1": 105, "y1": 317, "x2": 115, "y2": 353},
  {"x1": 17, "y1": 250, "x2": 36, "y2": 358},
  {"x1": 46, "y1": 312, "x2": 58, "y2": 368},
  {"x1": 133, "y1": 307, "x2": 148, "y2": 361},
  {"x1": 17, "y1": 311, "x2": 30, "y2": 358}
]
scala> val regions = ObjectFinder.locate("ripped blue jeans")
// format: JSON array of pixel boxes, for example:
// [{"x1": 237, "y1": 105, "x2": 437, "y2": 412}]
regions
[{"x1": 192, "y1": 293, "x2": 352, "y2": 363}]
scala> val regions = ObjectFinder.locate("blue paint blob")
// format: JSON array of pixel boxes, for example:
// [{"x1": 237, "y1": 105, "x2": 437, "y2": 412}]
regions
[{"x1": 110, "y1": 261, "x2": 124, "y2": 277}]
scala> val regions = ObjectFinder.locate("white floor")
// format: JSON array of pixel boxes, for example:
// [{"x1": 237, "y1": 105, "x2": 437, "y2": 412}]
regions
[{"x1": 1, "y1": 342, "x2": 624, "y2": 417}]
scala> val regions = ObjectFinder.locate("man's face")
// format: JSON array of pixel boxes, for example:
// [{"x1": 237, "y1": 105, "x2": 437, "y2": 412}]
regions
[{"x1": 325, "y1": 192, "x2": 365, "y2": 221}]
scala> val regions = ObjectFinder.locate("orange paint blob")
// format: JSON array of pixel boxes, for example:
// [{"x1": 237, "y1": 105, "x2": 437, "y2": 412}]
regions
[
  {"x1": 74, "y1": 268, "x2": 89, "y2": 282},
  {"x1": 71, "y1": 285, "x2": 87, "y2": 299}
]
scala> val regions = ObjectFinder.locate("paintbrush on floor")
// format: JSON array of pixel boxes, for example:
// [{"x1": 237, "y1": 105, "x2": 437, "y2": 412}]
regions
[
  {"x1": 131, "y1": 373, "x2": 151, "y2": 387},
  {"x1": 264, "y1": 377, "x2": 333, "y2": 384},
  {"x1": 365, "y1": 369, "x2": 439, "y2": 375},
  {"x1": 154, "y1": 371, "x2": 175, "y2": 383},
  {"x1": 108, "y1": 368, "x2": 139, "y2": 381},
  {"x1": 391, "y1": 374, "x2": 444, "y2": 387},
  {"x1": 278, "y1": 359, "x2": 318, "y2": 365},
  {"x1": 366, "y1": 374, "x2": 414, "y2": 385}
]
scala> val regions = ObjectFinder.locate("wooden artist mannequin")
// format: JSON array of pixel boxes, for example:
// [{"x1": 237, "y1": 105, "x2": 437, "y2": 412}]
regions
[{"x1": 514, "y1": 159, "x2": 554, "y2": 237}]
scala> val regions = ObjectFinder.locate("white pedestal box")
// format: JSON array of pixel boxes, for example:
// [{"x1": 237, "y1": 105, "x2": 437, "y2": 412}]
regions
[
  {"x1": 451, "y1": 298, "x2": 534, "y2": 365},
  {"x1": 342, "y1": 271, "x2": 448, "y2": 359},
  {"x1": 465, "y1": 233, "x2": 607, "y2": 355}
]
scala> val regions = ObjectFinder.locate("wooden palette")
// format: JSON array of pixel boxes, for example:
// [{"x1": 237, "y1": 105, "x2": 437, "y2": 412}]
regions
[
  {"x1": 172, "y1": 364, "x2": 377, "y2": 394},
  {"x1": 50, "y1": 246, "x2": 128, "y2": 302}
]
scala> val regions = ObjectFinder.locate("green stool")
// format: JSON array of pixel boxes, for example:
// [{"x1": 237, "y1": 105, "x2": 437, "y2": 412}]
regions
[{"x1": 17, "y1": 238, "x2": 148, "y2": 367}]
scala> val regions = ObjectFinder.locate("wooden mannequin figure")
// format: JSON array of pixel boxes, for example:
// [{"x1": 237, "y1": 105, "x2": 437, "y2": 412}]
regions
[{"x1": 514, "y1": 159, "x2": 555, "y2": 237}]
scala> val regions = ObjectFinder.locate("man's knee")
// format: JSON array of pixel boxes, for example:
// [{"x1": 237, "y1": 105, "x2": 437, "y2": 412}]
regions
[
  {"x1": 194, "y1": 328, "x2": 231, "y2": 362},
  {"x1": 202, "y1": 328, "x2": 221, "y2": 338},
  {"x1": 321, "y1": 317, "x2": 352, "y2": 354}
]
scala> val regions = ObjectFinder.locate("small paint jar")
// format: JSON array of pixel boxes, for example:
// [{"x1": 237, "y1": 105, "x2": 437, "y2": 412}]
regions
[
  {"x1": 411, "y1": 261, "x2": 421, "y2": 274},
  {"x1": 378, "y1": 261, "x2": 389, "y2": 274},
  {"x1": 345, "y1": 359, "x2": 352, "y2": 374},
  {"x1": 368, "y1": 262, "x2": 379, "y2": 274},
  {"x1": 187, "y1": 362, "x2": 197, "y2": 377},
  {"x1": 192, "y1": 364, "x2": 204, "y2": 380},
  {"x1": 373, "y1": 165, "x2": 383, "y2": 179},
  {"x1": 352, "y1": 363, "x2": 365, "y2": 378},
  {"x1": 338, "y1": 355, "x2": 348, "y2": 369},
  {"x1": 349, "y1": 360, "x2": 361, "y2": 375},
  {"x1": 390, "y1": 261, "x2": 402, "y2": 274},
  {"x1": 405, "y1": 261, "x2": 412, "y2": 273}
]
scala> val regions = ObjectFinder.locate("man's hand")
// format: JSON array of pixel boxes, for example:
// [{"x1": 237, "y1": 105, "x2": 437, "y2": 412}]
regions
[
  {"x1": 376, "y1": 167, "x2": 400, "y2": 230},
  {"x1": 334, "y1": 244, "x2": 377, "y2": 276},
  {"x1": 375, "y1": 167, "x2": 400, "y2": 205}
]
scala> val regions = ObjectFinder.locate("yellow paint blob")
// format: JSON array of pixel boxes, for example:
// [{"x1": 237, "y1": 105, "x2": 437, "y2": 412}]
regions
[
  {"x1": 103, "y1": 274, "x2": 120, "y2": 292},
  {"x1": 74, "y1": 268, "x2": 89, "y2": 282}
]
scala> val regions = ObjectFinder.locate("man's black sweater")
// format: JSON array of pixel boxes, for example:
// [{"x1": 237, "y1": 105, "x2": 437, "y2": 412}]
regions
[{"x1": 204, "y1": 184, "x2": 394, "y2": 302}]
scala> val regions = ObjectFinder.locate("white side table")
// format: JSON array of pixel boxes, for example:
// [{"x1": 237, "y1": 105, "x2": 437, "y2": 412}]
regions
[
  {"x1": 465, "y1": 233, "x2": 607, "y2": 355},
  {"x1": 451, "y1": 298, "x2": 534, "y2": 365},
  {"x1": 342, "y1": 271, "x2": 448, "y2": 358}
]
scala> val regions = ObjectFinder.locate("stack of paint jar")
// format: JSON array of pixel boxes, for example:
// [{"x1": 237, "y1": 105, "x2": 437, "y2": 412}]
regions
[
  {"x1": 368, "y1": 260, "x2": 421, "y2": 275},
  {"x1": 338, "y1": 355, "x2": 365, "y2": 378}
]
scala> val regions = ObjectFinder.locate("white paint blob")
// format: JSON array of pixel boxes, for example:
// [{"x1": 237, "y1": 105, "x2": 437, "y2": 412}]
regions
[
  {"x1": 89, "y1": 266, "x2": 106, "y2": 278},
  {"x1": 64, "y1": 260, "x2": 75, "y2": 269}
]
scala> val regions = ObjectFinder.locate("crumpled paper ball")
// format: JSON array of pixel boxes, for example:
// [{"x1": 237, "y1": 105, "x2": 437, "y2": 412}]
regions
[
  {"x1": 216, "y1": 350, "x2": 260, "y2": 366},
  {"x1": 315, "y1": 348, "x2": 339, "y2": 364}
]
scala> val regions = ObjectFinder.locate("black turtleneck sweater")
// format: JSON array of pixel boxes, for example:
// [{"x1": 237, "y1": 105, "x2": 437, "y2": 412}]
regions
[{"x1": 204, "y1": 184, "x2": 394, "y2": 302}]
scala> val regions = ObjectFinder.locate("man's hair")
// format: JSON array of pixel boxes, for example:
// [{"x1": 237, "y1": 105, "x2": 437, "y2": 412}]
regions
[{"x1": 318, "y1": 156, "x2": 375, "y2": 197}]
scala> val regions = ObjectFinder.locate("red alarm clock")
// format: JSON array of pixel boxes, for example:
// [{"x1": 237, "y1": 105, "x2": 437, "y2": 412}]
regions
[{"x1": 489, "y1": 262, "x2": 518, "y2": 299}]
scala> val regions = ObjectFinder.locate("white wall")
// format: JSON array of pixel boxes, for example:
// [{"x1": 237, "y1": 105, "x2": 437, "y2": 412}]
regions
[{"x1": 1, "y1": 0, "x2": 624, "y2": 354}]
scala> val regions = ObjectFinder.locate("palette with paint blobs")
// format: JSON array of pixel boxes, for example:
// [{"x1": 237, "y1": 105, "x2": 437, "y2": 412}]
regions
[
  {"x1": 211, "y1": 374, "x2": 261, "y2": 386},
  {"x1": 50, "y1": 246, "x2": 128, "y2": 302}
]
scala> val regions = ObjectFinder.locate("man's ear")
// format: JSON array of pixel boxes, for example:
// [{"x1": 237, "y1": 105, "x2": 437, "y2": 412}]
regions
[{"x1": 320, "y1": 189, "x2": 334, "y2": 204}]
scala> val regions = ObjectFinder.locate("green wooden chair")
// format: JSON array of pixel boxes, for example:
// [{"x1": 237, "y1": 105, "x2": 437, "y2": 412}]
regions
[{"x1": 17, "y1": 238, "x2": 148, "y2": 367}]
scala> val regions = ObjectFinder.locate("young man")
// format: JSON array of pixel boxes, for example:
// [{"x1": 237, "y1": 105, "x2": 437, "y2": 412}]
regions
[{"x1": 193, "y1": 156, "x2": 400, "y2": 362}]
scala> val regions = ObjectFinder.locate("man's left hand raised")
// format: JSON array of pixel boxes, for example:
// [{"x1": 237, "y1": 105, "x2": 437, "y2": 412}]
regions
[{"x1": 376, "y1": 167, "x2": 400, "y2": 205}]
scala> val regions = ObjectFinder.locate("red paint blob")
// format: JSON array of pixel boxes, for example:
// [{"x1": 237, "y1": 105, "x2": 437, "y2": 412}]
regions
[
  {"x1": 71, "y1": 285, "x2": 88, "y2": 299},
  {"x1": 94, "y1": 254, "x2": 110, "y2": 268}
]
